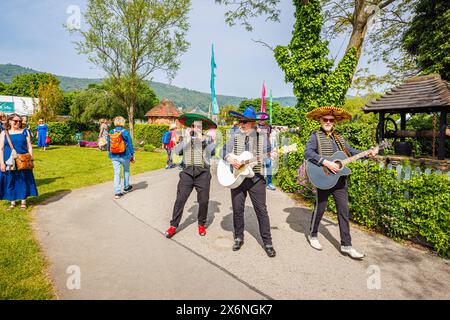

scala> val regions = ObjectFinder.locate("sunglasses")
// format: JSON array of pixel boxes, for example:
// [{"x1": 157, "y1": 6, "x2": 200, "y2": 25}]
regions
[
  {"x1": 12, "y1": 119, "x2": 22, "y2": 123},
  {"x1": 239, "y1": 120, "x2": 250, "y2": 124},
  {"x1": 322, "y1": 118, "x2": 335, "y2": 123}
]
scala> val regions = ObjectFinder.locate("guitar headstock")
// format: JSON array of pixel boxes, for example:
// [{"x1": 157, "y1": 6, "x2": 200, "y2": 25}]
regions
[
  {"x1": 279, "y1": 143, "x2": 298, "y2": 154},
  {"x1": 379, "y1": 140, "x2": 391, "y2": 150}
]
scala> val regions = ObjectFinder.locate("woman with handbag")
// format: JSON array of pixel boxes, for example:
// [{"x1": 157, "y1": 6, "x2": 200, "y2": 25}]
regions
[{"x1": 0, "y1": 114, "x2": 38, "y2": 209}]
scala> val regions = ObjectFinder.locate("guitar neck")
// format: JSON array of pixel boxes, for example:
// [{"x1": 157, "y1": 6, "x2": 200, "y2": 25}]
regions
[
  {"x1": 341, "y1": 148, "x2": 372, "y2": 167},
  {"x1": 242, "y1": 157, "x2": 259, "y2": 165}
]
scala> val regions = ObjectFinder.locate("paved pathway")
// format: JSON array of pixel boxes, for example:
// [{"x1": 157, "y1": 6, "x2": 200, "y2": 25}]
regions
[{"x1": 33, "y1": 168, "x2": 450, "y2": 299}]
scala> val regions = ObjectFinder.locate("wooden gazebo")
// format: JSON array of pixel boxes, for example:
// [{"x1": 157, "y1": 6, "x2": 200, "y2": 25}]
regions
[{"x1": 363, "y1": 75, "x2": 449, "y2": 160}]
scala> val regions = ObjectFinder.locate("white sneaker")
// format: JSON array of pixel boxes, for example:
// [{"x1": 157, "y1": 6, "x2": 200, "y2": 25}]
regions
[
  {"x1": 341, "y1": 246, "x2": 365, "y2": 259},
  {"x1": 307, "y1": 235, "x2": 323, "y2": 251}
]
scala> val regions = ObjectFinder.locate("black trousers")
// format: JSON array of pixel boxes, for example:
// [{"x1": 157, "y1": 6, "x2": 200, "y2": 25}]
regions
[
  {"x1": 231, "y1": 174, "x2": 273, "y2": 246},
  {"x1": 170, "y1": 170, "x2": 211, "y2": 227},
  {"x1": 310, "y1": 177, "x2": 352, "y2": 246}
]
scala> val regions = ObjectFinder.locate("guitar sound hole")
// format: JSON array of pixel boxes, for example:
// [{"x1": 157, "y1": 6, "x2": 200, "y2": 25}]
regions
[{"x1": 335, "y1": 160, "x2": 343, "y2": 169}]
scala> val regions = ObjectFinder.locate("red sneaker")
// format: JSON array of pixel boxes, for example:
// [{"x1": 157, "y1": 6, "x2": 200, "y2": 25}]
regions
[
  {"x1": 198, "y1": 225, "x2": 206, "y2": 236},
  {"x1": 165, "y1": 226, "x2": 176, "y2": 238}
]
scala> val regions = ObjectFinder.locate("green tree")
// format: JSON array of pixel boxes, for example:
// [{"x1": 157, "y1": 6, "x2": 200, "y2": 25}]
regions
[
  {"x1": 402, "y1": 0, "x2": 450, "y2": 80},
  {"x1": 135, "y1": 82, "x2": 160, "y2": 119},
  {"x1": 70, "y1": 86, "x2": 121, "y2": 123},
  {"x1": 273, "y1": 1, "x2": 357, "y2": 112},
  {"x1": 218, "y1": 104, "x2": 237, "y2": 125},
  {"x1": 70, "y1": 81, "x2": 159, "y2": 123},
  {"x1": 59, "y1": 92, "x2": 79, "y2": 116},
  {"x1": 0, "y1": 81, "x2": 7, "y2": 94},
  {"x1": 216, "y1": 0, "x2": 419, "y2": 90},
  {"x1": 4, "y1": 73, "x2": 60, "y2": 97},
  {"x1": 69, "y1": 0, "x2": 191, "y2": 138},
  {"x1": 34, "y1": 79, "x2": 64, "y2": 121}
]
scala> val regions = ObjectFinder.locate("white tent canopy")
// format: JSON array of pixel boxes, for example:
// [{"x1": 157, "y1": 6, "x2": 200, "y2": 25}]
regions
[{"x1": 0, "y1": 95, "x2": 38, "y2": 116}]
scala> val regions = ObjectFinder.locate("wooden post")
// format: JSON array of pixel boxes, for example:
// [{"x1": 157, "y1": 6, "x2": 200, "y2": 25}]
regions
[
  {"x1": 379, "y1": 112, "x2": 385, "y2": 155},
  {"x1": 400, "y1": 113, "x2": 406, "y2": 142},
  {"x1": 438, "y1": 110, "x2": 447, "y2": 160}
]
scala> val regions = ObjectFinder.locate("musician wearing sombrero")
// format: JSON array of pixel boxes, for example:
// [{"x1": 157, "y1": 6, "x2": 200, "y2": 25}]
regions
[
  {"x1": 221, "y1": 106, "x2": 277, "y2": 258},
  {"x1": 304, "y1": 106, "x2": 378, "y2": 259},
  {"x1": 165, "y1": 113, "x2": 217, "y2": 238}
]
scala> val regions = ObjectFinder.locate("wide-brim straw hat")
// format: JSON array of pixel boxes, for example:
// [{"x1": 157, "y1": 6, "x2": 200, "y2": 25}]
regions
[
  {"x1": 179, "y1": 113, "x2": 217, "y2": 130},
  {"x1": 306, "y1": 106, "x2": 352, "y2": 122}
]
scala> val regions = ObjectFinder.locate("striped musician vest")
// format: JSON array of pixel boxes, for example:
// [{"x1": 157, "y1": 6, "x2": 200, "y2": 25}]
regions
[
  {"x1": 183, "y1": 139, "x2": 205, "y2": 167},
  {"x1": 233, "y1": 131, "x2": 265, "y2": 174},
  {"x1": 315, "y1": 130, "x2": 349, "y2": 157}
]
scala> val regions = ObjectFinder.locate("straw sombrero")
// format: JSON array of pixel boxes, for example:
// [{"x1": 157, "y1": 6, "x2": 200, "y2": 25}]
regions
[
  {"x1": 306, "y1": 106, "x2": 352, "y2": 122},
  {"x1": 179, "y1": 113, "x2": 217, "y2": 130}
]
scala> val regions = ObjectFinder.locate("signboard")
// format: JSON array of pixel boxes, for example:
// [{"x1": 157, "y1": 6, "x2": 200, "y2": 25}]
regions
[
  {"x1": 0, "y1": 102, "x2": 14, "y2": 113},
  {"x1": 0, "y1": 95, "x2": 37, "y2": 116}
]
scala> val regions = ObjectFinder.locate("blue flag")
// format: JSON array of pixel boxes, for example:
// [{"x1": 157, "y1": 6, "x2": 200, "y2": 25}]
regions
[{"x1": 210, "y1": 44, "x2": 219, "y2": 115}]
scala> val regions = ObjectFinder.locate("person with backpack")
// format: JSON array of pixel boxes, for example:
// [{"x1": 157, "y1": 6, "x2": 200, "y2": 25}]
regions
[
  {"x1": 162, "y1": 123, "x2": 177, "y2": 169},
  {"x1": 107, "y1": 116, "x2": 135, "y2": 199}
]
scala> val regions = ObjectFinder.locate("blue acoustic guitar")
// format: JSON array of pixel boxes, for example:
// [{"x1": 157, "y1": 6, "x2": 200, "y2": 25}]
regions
[{"x1": 305, "y1": 141, "x2": 389, "y2": 190}]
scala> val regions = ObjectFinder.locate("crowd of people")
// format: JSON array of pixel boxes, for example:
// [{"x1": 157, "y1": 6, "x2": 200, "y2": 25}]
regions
[{"x1": 0, "y1": 105, "x2": 378, "y2": 260}]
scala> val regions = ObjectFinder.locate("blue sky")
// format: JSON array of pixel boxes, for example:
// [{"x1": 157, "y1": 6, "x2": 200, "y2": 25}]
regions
[{"x1": 0, "y1": 0, "x2": 387, "y2": 98}]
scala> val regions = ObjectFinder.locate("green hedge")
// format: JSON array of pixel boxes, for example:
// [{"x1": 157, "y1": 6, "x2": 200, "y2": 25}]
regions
[
  {"x1": 345, "y1": 161, "x2": 449, "y2": 257},
  {"x1": 134, "y1": 124, "x2": 169, "y2": 147},
  {"x1": 29, "y1": 122, "x2": 77, "y2": 145}
]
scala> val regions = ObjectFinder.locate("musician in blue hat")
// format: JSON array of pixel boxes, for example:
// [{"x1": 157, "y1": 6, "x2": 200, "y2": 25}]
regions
[{"x1": 221, "y1": 106, "x2": 277, "y2": 258}]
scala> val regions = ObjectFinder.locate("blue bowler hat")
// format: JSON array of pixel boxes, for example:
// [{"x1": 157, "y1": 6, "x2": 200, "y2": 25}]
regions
[{"x1": 229, "y1": 106, "x2": 270, "y2": 121}]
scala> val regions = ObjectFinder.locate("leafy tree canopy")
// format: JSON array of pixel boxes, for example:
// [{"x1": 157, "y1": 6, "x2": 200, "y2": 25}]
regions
[
  {"x1": 3, "y1": 73, "x2": 60, "y2": 97},
  {"x1": 70, "y1": 0, "x2": 191, "y2": 137},
  {"x1": 70, "y1": 81, "x2": 159, "y2": 123},
  {"x1": 402, "y1": 0, "x2": 450, "y2": 80}
]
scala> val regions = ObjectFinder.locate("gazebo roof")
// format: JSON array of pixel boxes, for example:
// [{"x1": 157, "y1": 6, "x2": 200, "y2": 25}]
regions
[
  {"x1": 145, "y1": 99, "x2": 181, "y2": 118},
  {"x1": 363, "y1": 75, "x2": 450, "y2": 113}
]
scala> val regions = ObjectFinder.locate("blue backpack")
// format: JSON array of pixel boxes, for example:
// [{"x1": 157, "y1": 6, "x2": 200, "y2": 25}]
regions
[{"x1": 161, "y1": 131, "x2": 171, "y2": 145}]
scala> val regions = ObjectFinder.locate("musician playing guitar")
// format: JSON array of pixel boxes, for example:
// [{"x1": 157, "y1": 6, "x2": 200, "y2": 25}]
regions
[
  {"x1": 221, "y1": 106, "x2": 277, "y2": 258},
  {"x1": 304, "y1": 106, "x2": 378, "y2": 260}
]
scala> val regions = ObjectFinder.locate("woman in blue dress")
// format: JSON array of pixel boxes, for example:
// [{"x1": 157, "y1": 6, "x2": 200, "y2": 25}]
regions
[
  {"x1": 0, "y1": 114, "x2": 38, "y2": 209},
  {"x1": 36, "y1": 118, "x2": 48, "y2": 151}
]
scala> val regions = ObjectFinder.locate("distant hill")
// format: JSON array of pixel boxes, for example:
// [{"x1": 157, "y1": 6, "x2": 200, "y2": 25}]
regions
[{"x1": 0, "y1": 64, "x2": 299, "y2": 111}]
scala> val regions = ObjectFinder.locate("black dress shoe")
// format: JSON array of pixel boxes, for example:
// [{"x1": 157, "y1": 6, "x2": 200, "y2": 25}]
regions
[
  {"x1": 264, "y1": 245, "x2": 276, "y2": 258},
  {"x1": 232, "y1": 238, "x2": 244, "y2": 251}
]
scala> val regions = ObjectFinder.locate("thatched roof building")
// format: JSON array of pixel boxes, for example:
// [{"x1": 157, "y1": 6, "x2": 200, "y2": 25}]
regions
[{"x1": 145, "y1": 99, "x2": 181, "y2": 126}]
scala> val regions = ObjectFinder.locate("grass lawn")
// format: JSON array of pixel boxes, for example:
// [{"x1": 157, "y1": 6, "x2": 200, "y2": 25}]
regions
[{"x1": 0, "y1": 146, "x2": 166, "y2": 299}]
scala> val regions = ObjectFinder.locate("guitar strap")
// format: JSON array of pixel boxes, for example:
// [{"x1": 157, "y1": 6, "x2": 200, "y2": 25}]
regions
[{"x1": 333, "y1": 132, "x2": 351, "y2": 157}]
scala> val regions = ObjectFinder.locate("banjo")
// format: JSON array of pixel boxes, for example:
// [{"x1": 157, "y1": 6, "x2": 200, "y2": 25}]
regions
[{"x1": 217, "y1": 144, "x2": 297, "y2": 189}]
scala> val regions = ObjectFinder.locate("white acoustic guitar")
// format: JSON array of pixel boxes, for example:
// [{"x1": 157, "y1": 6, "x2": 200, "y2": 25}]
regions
[{"x1": 217, "y1": 144, "x2": 297, "y2": 189}]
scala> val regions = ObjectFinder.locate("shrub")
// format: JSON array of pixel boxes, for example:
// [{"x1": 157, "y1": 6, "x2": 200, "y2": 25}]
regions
[
  {"x1": 144, "y1": 144, "x2": 156, "y2": 152},
  {"x1": 337, "y1": 121, "x2": 377, "y2": 150},
  {"x1": 29, "y1": 122, "x2": 77, "y2": 145},
  {"x1": 82, "y1": 131, "x2": 98, "y2": 142},
  {"x1": 134, "y1": 124, "x2": 169, "y2": 147}
]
